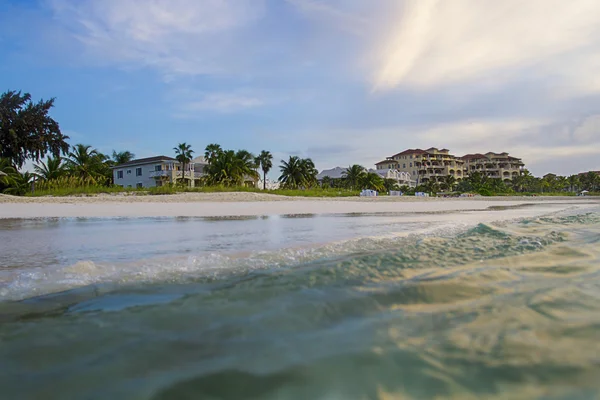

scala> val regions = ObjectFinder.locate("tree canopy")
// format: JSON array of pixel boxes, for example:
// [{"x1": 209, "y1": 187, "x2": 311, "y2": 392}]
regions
[{"x1": 0, "y1": 90, "x2": 69, "y2": 168}]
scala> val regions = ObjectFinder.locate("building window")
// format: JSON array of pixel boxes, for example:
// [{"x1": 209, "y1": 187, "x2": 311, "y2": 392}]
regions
[
  {"x1": 127, "y1": 170, "x2": 131, "y2": 174},
  {"x1": 117, "y1": 170, "x2": 123, "y2": 179},
  {"x1": 409, "y1": 162, "x2": 412, "y2": 167},
  {"x1": 410, "y1": 155, "x2": 413, "y2": 159},
  {"x1": 155, "y1": 165, "x2": 162, "y2": 172},
  {"x1": 403, "y1": 164, "x2": 406, "y2": 168},
  {"x1": 136, "y1": 167, "x2": 142, "y2": 176},
  {"x1": 136, "y1": 183, "x2": 143, "y2": 188}
]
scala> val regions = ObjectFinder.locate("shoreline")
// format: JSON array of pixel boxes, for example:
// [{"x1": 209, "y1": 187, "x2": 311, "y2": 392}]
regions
[{"x1": 0, "y1": 193, "x2": 597, "y2": 218}]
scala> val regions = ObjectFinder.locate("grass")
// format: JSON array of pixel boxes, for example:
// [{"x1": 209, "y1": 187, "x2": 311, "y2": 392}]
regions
[
  {"x1": 27, "y1": 184, "x2": 361, "y2": 198},
  {"x1": 24, "y1": 183, "x2": 597, "y2": 198}
]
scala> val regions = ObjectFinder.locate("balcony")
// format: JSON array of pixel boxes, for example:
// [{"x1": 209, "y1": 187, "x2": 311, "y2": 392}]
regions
[{"x1": 149, "y1": 170, "x2": 203, "y2": 179}]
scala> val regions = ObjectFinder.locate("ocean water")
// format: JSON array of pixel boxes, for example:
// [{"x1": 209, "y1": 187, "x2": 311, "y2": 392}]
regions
[{"x1": 1, "y1": 202, "x2": 600, "y2": 399}]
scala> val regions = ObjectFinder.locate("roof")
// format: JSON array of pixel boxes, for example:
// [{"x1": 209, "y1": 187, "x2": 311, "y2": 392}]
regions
[
  {"x1": 112, "y1": 156, "x2": 177, "y2": 169},
  {"x1": 461, "y1": 153, "x2": 488, "y2": 160},
  {"x1": 375, "y1": 159, "x2": 396, "y2": 165},
  {"x1": 316, "y1": 167, "x2": 347, "y2": 180},
  {"x1": 389, "y1": 149, "x2": 428, "y2": 158},
  {"x1": 578, "y1": 170, "x2": 600, "y2": 176}
]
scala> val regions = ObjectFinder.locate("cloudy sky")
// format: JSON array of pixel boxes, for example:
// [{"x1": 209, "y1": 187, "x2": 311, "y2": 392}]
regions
[{"x1": 2, "y1": 0, "x2": 600, "y2": 177}]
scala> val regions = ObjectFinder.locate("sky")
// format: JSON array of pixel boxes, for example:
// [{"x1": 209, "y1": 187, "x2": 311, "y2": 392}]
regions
[{"x1": 1, "y1": 0, "x2": 600, "y2": 177}]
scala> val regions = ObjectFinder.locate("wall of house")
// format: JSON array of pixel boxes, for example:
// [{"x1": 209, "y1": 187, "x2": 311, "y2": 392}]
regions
[{"x1": 113, "y1": 163, "x2": 160, "y2": 188}]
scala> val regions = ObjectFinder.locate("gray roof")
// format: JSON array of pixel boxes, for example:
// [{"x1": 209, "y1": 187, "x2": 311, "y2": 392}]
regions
[
  {"x1": 317, "y1": 167, "x2": 347, "y2": 180},
  {"x1": 112, "y1": 156, "x2": 177, "y2": 169}
]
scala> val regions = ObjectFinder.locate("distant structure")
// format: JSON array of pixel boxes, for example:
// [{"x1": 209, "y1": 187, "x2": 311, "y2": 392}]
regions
[
  {"x1": 375, "y1": 147, "x2": 465, "y2": 185},
  {"x1": 460, "y1": 152, "x2": 524, "y2": 182},
  {"x1": 375, "y1": 148, "x2": 525, "y2": 184}
]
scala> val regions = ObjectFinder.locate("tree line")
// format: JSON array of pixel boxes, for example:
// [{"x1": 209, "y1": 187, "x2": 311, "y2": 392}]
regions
[{"x1": 1, "y1": 90, "x2": 598, "y2": 196}]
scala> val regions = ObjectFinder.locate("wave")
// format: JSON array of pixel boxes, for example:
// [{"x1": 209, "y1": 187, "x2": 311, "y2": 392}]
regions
[{"x1": 2, "y1": 210, "x2": 596, "y2": 303}]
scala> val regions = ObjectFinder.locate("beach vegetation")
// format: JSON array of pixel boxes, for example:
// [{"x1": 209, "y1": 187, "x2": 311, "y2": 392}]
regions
[
  {"x1": 173, "y1": 142, "x2": 194, "y2": 184},
  {"x1": 255, "y1": 150, "x2": 273, "y2": 190},
  {"x1": 0, "y1": 90, "x2": 69, "y2": 168}
]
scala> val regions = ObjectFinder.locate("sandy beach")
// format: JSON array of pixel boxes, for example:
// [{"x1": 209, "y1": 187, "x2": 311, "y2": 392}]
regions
[{"x1": 0, "y1": 193, "x2": 596, "y2": 218}]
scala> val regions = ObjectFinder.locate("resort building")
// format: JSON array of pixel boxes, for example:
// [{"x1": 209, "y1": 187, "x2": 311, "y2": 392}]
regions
[
  {"x1": 375, "y1": 148, "x2": 465, "y2": 185},
  {"x1": 460, "y1": 152, "x2": 524, "y2": 182},
  {"x1": 112, "y1": 156, "x2": 208, "y2": 188}
]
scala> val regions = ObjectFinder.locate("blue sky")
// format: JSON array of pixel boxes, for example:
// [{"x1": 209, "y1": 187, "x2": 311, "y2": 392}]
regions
[{"x1": 2, "y1": 0, "x2": 600, "y2": 177}]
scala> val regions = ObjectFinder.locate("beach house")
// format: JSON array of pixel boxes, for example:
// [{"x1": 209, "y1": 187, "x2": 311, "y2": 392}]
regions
[{"x1": 112, "y1": 156, "x2": 208, "y2": 188}]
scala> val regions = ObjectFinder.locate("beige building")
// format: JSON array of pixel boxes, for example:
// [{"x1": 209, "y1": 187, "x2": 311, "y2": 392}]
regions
[
  {"x1": 460, "y1": 152, "x2": 524, "y2": 182},
  {"x1": 376, "y1": 148, "x2": 465, "y2": 184}
]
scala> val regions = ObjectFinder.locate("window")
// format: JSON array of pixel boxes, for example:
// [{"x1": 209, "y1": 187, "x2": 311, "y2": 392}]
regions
[
  {"x1": 410, "y1": 155, "x2": 413, "y2": 159},
  {"x1": 117, "y1": 170, "x2": 123, "y2": 179},
  {"x1": 155, "y1": 165, "x2": 162, "y2": 172},
  {"x1": 127, "y1": 170, "x2": 131, "y2": 174},
  {"x1": 136, "y1": 167, "x2": 142, "y2": 176},
  {"x1": 403, "y1": 164, "x2": 406, "y2": 168},
  {"x1": 409, "y1": 162, "x2": 412, "y2": 167},
  {"x1": 136, "y1": 183, "x2": 143, "y2": 188}
]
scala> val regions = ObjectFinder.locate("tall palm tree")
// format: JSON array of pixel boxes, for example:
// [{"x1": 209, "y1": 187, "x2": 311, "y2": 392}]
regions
[
  {"x1": 34, "y1": 156, "x2": 66, "y2": 181},
  {"x1": 204, "y1": 143, "x2": 223, "y2": 164},
  {"x1": 174, "y1": 143, "x2": 194, "y2": 185},
  {"x1": 112, "y1": 150, "x2": 135, "y2": 165},
  {"x1": 342, "y1": 164, "x2": 366, "y2": 190},
  {"x1": 255, "y1": 150, "x2": 273, "y2": 190},
  {"x1": 279, "y1": 156, "x2": 304, "y2": 189}
]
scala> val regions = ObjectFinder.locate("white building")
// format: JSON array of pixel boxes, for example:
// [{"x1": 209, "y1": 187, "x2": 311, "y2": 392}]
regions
[
  {"x1": 112, "y1": 156, "x2": 207, "y2": 188},
  {"x1": 368, "y1": 168, "x2": 416, "y2": 188}
]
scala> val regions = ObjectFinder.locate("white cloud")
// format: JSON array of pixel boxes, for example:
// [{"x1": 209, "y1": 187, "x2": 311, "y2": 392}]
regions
[
  {"x1": 371, "y1": 0, "x2": 600, "y2": 92},
  {"x1": 48, "y1": 0, "x2": 266, "y2": 76}
]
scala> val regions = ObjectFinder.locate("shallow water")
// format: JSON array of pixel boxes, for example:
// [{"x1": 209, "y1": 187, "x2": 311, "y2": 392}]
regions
[{"x1": 1, "y1": 203, "x2": 600, "y2": 399}]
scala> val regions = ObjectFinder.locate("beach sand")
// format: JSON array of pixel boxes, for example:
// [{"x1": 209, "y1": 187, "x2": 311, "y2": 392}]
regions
[{"x1": 0, "y1": 193, "x2": 596, "y2": 218}]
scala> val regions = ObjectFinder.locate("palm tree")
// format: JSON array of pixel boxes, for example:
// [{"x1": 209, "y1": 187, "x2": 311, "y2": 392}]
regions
[
  {"x1": 204, "y1": 143, "x2": 223, "y2": 164},
  {"x1": 342, "y1": 164, "x2": 366, "y2": 190},
  {"x1": 441, "y1": 175, "x2": 456, "y2": 192},
  {"x1": 383, "y1": 178, "x2": 399, "y2": 192},
  {"x1": 255, "y1": 150, "x2": 273, "y2": 190},
  {"x1": 204, "y1": 149, "x2": 258, "y2": 186},
  {"x1": 235, "y1": 150, "x2": 259, "y2": 186},
  {"x1": 34, "y1": 156, "x2": 66, "y2": 181},
  {"x1": 3, "y1": 171, "x2": 34, "y2": 195},
  {"x1": 567, "y1": 175, "x2": 579, "y2": 193},
  {"x1": 64, "y1": 144, "x2": 106, "y2": 183},
  {"x1": 279, "y1": 156, "x2": 304, "y2": 189},
  {"x1": 174, "y1": 143, "x2": 194, "y2": 185},
  {"x1": 299, "y1": 158, "x2": 318, "y2": 188},
  {"x1": 360, "y1": 172, "x2": 384, "y2": 191},
  {"x1": 112, "y1": 150, "x2": 135, "y2": 165}
]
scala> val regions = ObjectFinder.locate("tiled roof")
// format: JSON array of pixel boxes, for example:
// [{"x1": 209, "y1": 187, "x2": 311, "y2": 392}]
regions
[
  {"x1": 390, "y1": 149, "x2": 428, "y2": 158},
  {"x1": 112, "y1": 156, "x2": 177, "y2": 168},
  {"x1": 375, "y1": 159, "x2": 396, "y2": 165},
  {"x1": 460, "y1": 153, "x2": 488, "y2": 160}
]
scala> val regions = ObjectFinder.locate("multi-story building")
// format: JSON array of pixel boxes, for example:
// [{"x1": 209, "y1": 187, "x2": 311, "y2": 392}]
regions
[
  {"x1": 112, "y1": 155, "x2": 208, "y2": 188},
  {"x1": 375, "y1": 148, "x2": 465, "y2": 184},
  {"x1": 460, "y1": 152, "x2": 524, "y2": 182}
]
